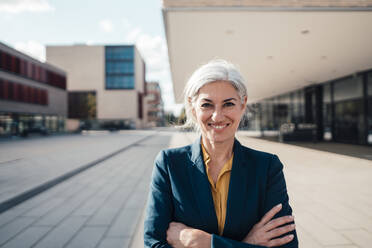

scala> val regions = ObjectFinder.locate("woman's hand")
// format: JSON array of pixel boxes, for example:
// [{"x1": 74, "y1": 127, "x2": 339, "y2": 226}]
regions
[
  {"x1": 243, "y1": 203, "x2": 295, "y2": 247},
  {"x1": 166, "y1": 222, "x2": 211, "y2": 248}
]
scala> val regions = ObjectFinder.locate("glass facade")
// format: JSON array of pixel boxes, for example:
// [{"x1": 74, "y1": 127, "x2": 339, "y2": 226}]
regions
[
  {"x1": 367, "y1": 72, "x2": 372, "y2": 144},
  {"x1": 323, "y1": 83, "x2": 332, "y2": 140},
  {"x1": 333, "y1": 76, "x2": 364, "y2": 144},
  {"x1": 0, "y1": 113, "x2": 64, "y2": 137},
  {"x1": 249, "y1": 69, "x2": 372, "y2": 145},
  {"x1": 105, "y1": 46, "x2": 135, "y2": 89}
]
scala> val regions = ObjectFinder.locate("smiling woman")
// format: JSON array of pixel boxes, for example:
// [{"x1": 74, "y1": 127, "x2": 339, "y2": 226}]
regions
[{"x1": 144, "y1": 60, "x2": 298, "y2": 248}]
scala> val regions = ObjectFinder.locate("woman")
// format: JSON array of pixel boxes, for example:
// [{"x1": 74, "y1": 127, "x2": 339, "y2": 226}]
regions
[{"x1": 144, "y1": 60, "x2": 298, "y2": 248}]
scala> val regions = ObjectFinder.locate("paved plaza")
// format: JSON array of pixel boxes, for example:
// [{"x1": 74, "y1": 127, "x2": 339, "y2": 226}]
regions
[{"x1": 0, "y1": 130, "x2": 371, "y2": 248}]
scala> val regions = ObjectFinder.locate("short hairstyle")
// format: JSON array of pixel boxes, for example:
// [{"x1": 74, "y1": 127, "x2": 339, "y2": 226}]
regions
[{"x1": 183, "y1": 59, "x2": 248, "y2": 130}]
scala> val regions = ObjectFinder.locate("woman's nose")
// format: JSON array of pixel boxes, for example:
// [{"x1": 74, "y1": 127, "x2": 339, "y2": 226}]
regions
[{"x1": 211, "y1": 108, "x2": 224, "y2": 122}]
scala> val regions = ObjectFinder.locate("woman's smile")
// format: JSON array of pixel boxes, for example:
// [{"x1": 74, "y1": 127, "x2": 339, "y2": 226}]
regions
[{"x1": 208, "y1": 122, "x2": 230, "y2": 131}]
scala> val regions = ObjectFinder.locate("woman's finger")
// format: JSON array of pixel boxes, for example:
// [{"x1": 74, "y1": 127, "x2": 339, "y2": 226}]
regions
[
  {"x1": 267, "y1": 234, "x2": 294, "y2": 247},
  {"x1": 264, "y1": 215, "x2": 294, "y2": 231},
  {"x1": 258, "y1": 203, "x2": 282, "y2": 226},
  {"x1": 267, "y1": 224, "x2": 295, "y2": 239}
]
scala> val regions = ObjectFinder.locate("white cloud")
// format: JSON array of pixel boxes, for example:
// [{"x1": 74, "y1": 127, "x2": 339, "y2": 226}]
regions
[
  {"x1": 86, "y1": 40, "x2": 96, "y2": 45},
  {"x1": 0, "y1": 0, "x2": 54, "y2": 14},
  {"x1": 126, "y1": 27, "x2": 142, "y2": 42},
  {"x1": 14, "y1": 40, "x2": 46, "y2": 62},
  {"x1": 99, "y1": 19, "x2": 114, "y2": 33},
  {"x1": 122, "y1": 23, "x2": 176, "y2": 113}
]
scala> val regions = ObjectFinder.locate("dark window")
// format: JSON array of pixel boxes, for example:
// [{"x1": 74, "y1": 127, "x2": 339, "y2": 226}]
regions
[
  {"x1": 5, "y1": 53, "x2": 11, "y2": 71},
  {"x1": 8, "y1": 81, "x2": 14, "y2": 100},
  {"x1": 0, "y1": 79, "x2": 4, "y2": 99},
  {"x1": 32, "y1": 64, "x2": 36, "y2": 80},
  {"x1": 23, "y1": 85, "x2": 29, "y2": 103},
  {"x1": 333, "y1": 76, "x2": 364, "y2": 144},
  {"x1": 367, "y1": 72, "x2": 372, "y2": 144},
  {"x1": 30, "y1": 87, "x2": 35, "y2": 104},
  {"x1": 138, "y1": 92, "x2": 143, "y2": 119},
  {"x1": 15, "y1": 57, "x2": 20, "y2": 74},
  {"x1": 27, "y1": 62, "x2": 33, "y2": 78},
  {"x1": 0, "y1": 50, "x2": 4, "y2": 69},
  {"x1": 13, "y1": 83, "x2": 19, "y2": 101},
  {"x1": 18, "y1": 84, "x2": 24, "y2": 102},
  {"x1": 3, "y1": 80, "x2": 9, "y2": 99},
  {"x1": 41, "y1": 90, "x2": 48, "y2": 105},
  {"x1": 68, "y1": 91, "x2": 96, "y2": 119}
]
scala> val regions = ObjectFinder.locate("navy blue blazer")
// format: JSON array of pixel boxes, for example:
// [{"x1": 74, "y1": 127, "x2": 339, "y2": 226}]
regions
[{"x1": 144, "y1": 137, "x2": 298, "y2": 248}]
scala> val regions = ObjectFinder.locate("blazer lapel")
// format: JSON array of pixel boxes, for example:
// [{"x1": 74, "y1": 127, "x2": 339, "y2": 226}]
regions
[
  {"x1": 223, "y1": 139, "x2": 249, "y2": 237},
  {"x1": 187, "y1": 137, "x2": 219, "y2": 234}
]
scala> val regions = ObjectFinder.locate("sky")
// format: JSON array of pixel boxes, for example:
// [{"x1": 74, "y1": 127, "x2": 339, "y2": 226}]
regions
[{"x1": 0, "y1": 0, "x2": 183, "y2": 116}]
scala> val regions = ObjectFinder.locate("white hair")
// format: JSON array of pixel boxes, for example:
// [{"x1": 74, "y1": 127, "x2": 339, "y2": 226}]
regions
[{"x1": 183, "y1": 59, "x2": 248, "y2": 130}]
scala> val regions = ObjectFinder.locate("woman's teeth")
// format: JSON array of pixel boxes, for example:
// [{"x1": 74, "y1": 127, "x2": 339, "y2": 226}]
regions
[{"x1": 210, "y1": 124, "x2": 228, "y2": 129}]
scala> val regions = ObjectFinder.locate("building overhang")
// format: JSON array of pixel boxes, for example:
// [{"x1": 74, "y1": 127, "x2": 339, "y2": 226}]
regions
[{"x1": 163, "y1": 6, "x2": 372, "y2": 103}]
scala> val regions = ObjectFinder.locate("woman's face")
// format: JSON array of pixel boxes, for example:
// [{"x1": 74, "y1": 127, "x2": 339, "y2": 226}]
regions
[{"x1": 192, "y1": 81, "x2": 247, "y2": 145}]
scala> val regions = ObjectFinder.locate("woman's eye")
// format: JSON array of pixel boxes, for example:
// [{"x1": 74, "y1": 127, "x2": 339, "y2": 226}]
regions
[
  {"x1": 224, "y1": 102, "x2": 235, "y2": 107},
  {"x1": 201, "y1": 103, "x2": 212, "y2": 108}
]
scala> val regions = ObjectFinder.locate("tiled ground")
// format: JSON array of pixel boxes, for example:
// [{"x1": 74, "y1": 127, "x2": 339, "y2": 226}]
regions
[
  {"x1": 0, "y1": 131, "x2": 156, "y2": 208},
  {"x1": 0, "y1": 132, "x2": 171, "y2": 248}
]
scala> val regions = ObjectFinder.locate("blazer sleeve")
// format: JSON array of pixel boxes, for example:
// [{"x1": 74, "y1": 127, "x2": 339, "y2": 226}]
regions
[
  {"x1": 262, "y1": 155, "x2": 298, "y2": 248},
  {"x1": 211, "y1": 235, "x2": 266, "y2": 248},
  {"x1": 144, "y1": 150, "x2": 173, "y2": 248}
]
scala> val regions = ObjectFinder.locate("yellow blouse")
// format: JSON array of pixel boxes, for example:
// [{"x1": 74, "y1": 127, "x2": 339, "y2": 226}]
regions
[{"x1": 201, "y1": 143, "x2": 233, "y2": 235}]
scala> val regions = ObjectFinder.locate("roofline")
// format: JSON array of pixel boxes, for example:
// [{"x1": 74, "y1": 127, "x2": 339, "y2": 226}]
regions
[
  {"x1": 0, "y1": 41, "x2": 66, "y2": 75},
  {"x1": 163, "y1": 6, "x2": 372, "y2": 12}
]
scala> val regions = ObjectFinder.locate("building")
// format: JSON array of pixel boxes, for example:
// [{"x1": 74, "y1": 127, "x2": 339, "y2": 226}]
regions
[
  {"x1": 147, "y1": 82, "x2": 165, "y2": 127},
  {"x1": 46, "y1": 44, "x2": 147, "y2": 129},
  {"x1": 162, "y1": 0, "x2": 372, "y2": 145},
  {"x1": 0, "y1": 42, "x2": 67, "y2": 137}
]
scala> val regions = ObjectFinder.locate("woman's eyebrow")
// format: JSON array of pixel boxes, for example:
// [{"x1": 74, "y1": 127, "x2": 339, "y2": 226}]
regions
[
  {"x1": 223, "y1": 98, "x2": 237, "y2": 102},
  {"x1": 201, "y1": 98, "x2": 213, "y2": 102}
]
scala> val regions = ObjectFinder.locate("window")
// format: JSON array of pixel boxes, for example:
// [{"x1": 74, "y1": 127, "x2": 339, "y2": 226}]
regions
[
  {"x1": 68, "y1": 91, "x2": 96, "y2": 119},
  {"x1": 367, "y1": 72, "x2": 372, "y2": 144},
  {"x1": 105, "y1": 46, "x2": 135, "y2": 90},
  {"x1": 333, "y1": 76, "x2": 364, "y2": 144}
]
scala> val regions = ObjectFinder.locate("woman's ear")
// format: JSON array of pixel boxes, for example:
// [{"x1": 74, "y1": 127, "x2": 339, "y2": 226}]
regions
[
  {"x1": 188, "y1": 97, "x2": 196, "y2": 117},
  {"x1": 191, "y1": 106, "x2": 196, "y2": 118},
  {"x1": 242, "y1": 96, "x2": 248, "y2": 109}
]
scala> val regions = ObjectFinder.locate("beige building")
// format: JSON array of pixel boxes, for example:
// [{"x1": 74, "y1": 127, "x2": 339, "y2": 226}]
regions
[
  {"x1": 147, "y1": 82, "x2": 165, "y2": 127},
  {"x1": 46, "y1": 44, "x2": 147, "y2": 129},
  {"x1": 162, "y1": 0, "x2": 372, "y2": 145}
]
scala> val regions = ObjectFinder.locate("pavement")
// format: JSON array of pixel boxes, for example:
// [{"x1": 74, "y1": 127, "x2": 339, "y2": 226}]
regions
[
  {"x1": 0, "y1": 131, "x2": 171, "y2": 248},
  {"x1": 0, "y1": 130, "x2": 371, "y2": 248},
  {"x1": 236, "y1": 132, "x2": 372, "y2": 248}
]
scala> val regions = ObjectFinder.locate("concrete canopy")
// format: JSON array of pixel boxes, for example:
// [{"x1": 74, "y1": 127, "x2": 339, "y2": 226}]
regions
[{"x1": 163, "y1": 7, "x2": 372, "y2": 103}]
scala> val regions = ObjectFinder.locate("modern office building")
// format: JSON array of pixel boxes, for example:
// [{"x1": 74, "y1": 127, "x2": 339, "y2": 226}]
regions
[
  {"x1": 147, "y1": 82, "x2": 165, "y2": 127},
  {"x1": 0, "y1": 42, "x2": 67, "y2": 137},
  {"x1": 162, "y1": 0, "x2": 372, "y2": 145},
  {"x1": 46, "y1": 44, "x2": 147, "y2": 129}
]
